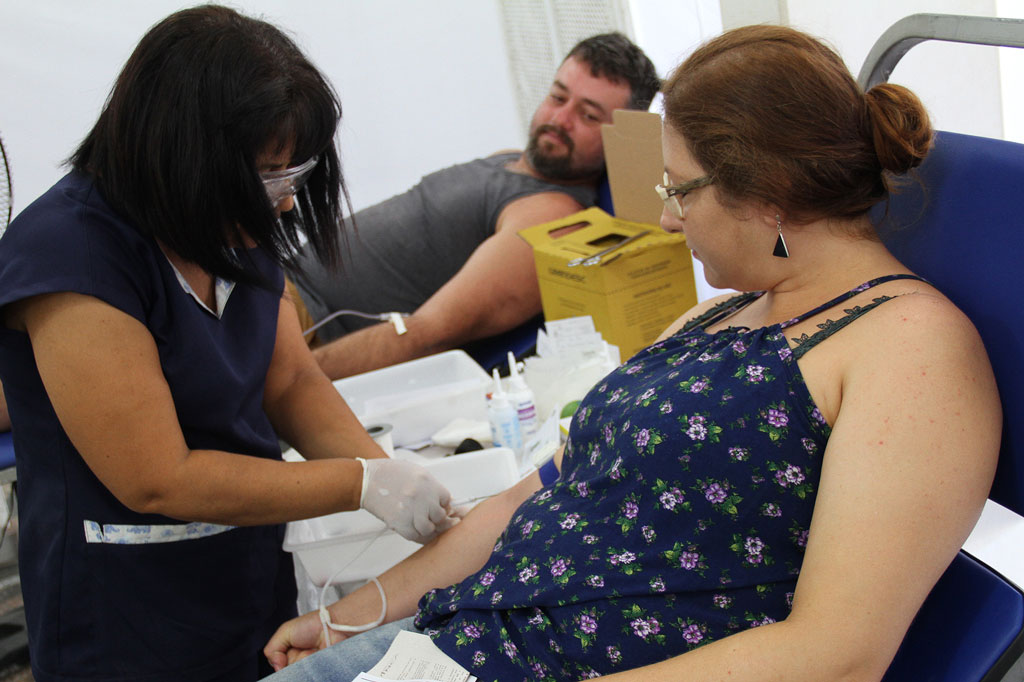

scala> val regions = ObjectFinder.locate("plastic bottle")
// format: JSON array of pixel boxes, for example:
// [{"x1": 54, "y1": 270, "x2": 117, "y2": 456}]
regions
[
  {"x1": 506, "y1": 351, "x2": 539, "y2": 438},
  {"x1": 488, "y1": 368, "x2": 523, "y2": 454}
]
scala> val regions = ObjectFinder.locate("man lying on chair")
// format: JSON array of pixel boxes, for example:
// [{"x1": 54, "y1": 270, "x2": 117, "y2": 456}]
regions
[{"x1": 285, "y1": 32, "x2": 659, "y2": 379}]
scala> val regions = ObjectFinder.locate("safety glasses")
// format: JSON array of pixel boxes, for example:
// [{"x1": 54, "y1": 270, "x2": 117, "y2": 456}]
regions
[
  {"x1": 260, "y1": 155, "x2": 319, "y2": 206},
  {"x1": 655, "y1": 172, "x2": 713, "y2": 219}
]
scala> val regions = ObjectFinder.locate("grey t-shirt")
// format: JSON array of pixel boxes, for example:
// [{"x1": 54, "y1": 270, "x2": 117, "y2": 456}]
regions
[{"x1": 287, "y1": 152, "x2": 597, "y2": 341}]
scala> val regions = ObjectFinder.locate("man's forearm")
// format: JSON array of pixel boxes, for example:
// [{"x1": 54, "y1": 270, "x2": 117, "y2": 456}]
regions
[{"x1": 311, "y1": 316, "x2": 453, "y2": 380}]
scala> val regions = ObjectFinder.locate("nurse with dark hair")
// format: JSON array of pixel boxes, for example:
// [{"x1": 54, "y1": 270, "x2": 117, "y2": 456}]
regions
[{"x1": 0, "y1": 5, "x2": 455, "y2": 681}]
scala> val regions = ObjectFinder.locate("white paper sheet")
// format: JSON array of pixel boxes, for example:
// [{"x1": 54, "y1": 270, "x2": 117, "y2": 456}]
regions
[{"x1": 349, "y1": 631, "x2": 475, "y2": 682}]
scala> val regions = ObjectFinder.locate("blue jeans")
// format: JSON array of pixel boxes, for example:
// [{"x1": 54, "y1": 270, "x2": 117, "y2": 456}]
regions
[{"x1": 261, "y1": 617, "x2": 422, "y2": 681}]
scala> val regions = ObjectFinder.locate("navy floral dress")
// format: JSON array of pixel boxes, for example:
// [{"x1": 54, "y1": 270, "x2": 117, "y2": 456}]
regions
[{"x1": 415, "y1": 275, "x2": 923, "y2": 681}]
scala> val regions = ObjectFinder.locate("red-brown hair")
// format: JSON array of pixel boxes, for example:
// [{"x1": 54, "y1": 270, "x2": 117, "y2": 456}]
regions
[{"x1": 662, "y1": 25, "x2": 932, "y2": 230}]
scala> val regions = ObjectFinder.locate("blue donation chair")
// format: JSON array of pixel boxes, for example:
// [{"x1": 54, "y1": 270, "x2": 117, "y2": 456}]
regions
[
  {"x1": 0, "y1": 432, "x2": 13, "y2": 485},
  {"x1": 861, "y1": 14, "x2": 1024, "y2": 682},
  {"x1": 0, "y1": 431, "x2": 27, "y2": 668}
]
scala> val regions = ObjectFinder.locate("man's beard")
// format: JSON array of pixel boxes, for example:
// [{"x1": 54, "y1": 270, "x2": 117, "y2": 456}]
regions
[{"x1": 525, "y1": 124, "x2": 601, "y2": 182}]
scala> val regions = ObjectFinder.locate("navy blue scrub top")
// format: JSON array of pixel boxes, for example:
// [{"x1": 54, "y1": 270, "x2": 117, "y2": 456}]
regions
[{"x1": 0, "y1": 172, "x2": 296, "y2": 681}]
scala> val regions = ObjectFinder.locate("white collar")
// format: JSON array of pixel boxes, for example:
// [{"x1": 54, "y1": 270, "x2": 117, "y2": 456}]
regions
[{"x1": 163, "y1": 255, "x2": 236, "y2": 319}]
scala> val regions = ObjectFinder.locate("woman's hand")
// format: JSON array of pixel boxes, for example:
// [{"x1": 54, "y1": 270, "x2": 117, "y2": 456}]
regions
[{"x1": 263, "y1": 609, "x2": 350, "y2": 672}]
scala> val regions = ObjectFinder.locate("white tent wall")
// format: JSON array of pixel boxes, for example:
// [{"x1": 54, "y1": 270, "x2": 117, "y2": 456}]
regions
[
  {"x1": 716, "y1": 0, "x2": 1024, "y2": 143},
  {"x1": 998, "y1": 0, "x2": 1024, "y2": 144},
  {"x1": 0, "y1": 1, "x2": 521, "y2": 219},
  {"x1": 3, "y1": 1, "x2": 1021, "y2": 223}
]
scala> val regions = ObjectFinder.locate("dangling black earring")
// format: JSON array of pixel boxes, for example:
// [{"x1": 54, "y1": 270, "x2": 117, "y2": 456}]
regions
[{"x1": 773, "y1": 214, "x2": 789, "y2": 258}]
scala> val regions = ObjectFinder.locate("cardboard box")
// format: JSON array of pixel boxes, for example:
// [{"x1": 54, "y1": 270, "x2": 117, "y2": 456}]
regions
[
  {"x1": 520, "y1": 208, "x2": 696, "y2": 359},
  {"x1": 600, "y1": 108, "x2": 667, "y2": 226},
  {"x1": 518, "y1": 110, "x2": 698, "y2": 359}
]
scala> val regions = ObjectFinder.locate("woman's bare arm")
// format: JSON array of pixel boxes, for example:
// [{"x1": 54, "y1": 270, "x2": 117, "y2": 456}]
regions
[{"x1": 12, "y1": 291, "x2": 370, "y2": 525}]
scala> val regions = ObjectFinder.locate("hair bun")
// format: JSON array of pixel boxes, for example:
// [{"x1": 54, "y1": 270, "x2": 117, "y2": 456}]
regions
[{"x1": 864, "y1": 83, "x2": 933, "y2": 173}]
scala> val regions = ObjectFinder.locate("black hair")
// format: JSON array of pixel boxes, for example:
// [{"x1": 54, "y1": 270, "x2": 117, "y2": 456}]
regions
[
  {"x1": 69, "y1": 4, "x2": 349, "y2": 284},
  {"x1": 566, "y1": 32, "x2": 661, "y2": 111}
]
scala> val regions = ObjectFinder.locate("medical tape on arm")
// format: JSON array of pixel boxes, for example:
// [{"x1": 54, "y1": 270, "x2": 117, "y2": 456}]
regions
[
  {"x1": 355, "y1": 457, "x2": 370, "y2": 507},
  {"x1": 303, "y1": 309, "x2": 409, "y2": 338}
]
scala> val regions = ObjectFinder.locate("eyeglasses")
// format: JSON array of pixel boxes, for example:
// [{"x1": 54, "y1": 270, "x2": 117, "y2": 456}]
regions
[
  {"x1": 260, "y1": 155, "x2": 319, "y2": 206},
  {"x1": 655, "y1": 172, "x2": 713, "y2": 219}
]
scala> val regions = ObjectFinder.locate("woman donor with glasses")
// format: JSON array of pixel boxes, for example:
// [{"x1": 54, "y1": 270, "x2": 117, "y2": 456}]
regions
[
  {"x1": 261, "y1": 24, "x2": 1000, "y2": 682},
  {"x1": 0, "y1": 6, "x2": 458, "y2": 681}
]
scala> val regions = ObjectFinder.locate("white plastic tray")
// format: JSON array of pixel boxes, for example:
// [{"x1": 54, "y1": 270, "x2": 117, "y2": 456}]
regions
[
  {"x1": 333, "y1": 350, "x2": 490, "y2": 447},
  {"x1": 283, "y1": 448, "x2": 519, "y2": 586}
]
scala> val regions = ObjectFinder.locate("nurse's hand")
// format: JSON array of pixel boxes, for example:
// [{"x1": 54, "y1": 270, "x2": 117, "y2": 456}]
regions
[
  {"x1": 359, "y1": 458, "x2": 458, "y2": 543},
  {"x1": 263, "y1": 609, "x2": 347, "y2": 671}
]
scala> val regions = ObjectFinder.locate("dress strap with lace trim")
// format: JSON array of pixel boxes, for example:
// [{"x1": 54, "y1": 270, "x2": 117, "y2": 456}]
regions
[
  {"x1": 681, "y1": 274, "x2": 929, "y2": 359},
  {"x1": 681, "y1": 291, "x2": 762, "y2": 333},
  {"x1": 784, "y1": 273, "x2": 928, "y2": 359}
]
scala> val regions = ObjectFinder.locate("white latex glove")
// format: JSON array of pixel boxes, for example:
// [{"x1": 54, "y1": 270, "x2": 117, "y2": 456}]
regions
[{"x1": 357, "y1": 458, "x2": 457, "y2": 543}]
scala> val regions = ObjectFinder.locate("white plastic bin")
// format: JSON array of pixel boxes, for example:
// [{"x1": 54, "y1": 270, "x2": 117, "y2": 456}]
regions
[
  {"x1": 333, "y1": 350, "x2": 490, "y2": 447},
  {"x1": 284, "y1": 448, "x2": 520, "y2": 586}
]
